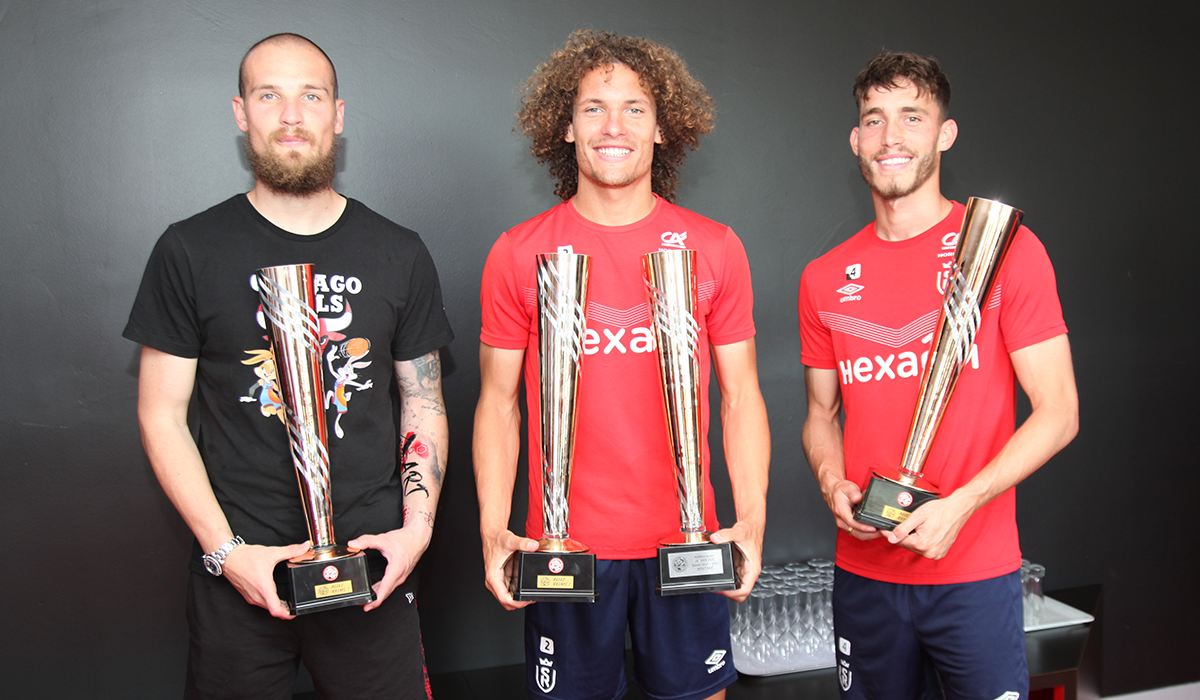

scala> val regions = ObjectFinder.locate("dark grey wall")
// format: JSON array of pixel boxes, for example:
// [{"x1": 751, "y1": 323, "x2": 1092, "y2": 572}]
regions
[{"x1": 2, "y1": 1, "x2": 1196, "y2": 697}]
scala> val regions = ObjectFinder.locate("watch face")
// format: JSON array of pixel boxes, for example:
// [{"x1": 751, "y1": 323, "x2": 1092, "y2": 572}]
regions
[{"x1": 203, "y1": 556, "x2": 221, "y2": 576}]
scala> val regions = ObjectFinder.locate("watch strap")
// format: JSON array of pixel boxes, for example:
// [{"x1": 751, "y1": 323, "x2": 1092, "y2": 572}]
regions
[{"x1": 202, "y1": 535, "x2": 245, "y2": 576}]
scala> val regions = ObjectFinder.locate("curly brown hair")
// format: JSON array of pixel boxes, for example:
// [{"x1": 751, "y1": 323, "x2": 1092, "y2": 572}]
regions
[
  {"x1": 853, "y1": 52, "x2": 951, "y2": 120},
  {"x1": 518, "y1": 29, "x2": 715, "y2": 202}
]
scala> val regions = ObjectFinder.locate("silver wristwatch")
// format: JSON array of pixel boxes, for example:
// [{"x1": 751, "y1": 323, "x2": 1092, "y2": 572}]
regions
[{"x1": 202, "y1": 535, "x2": 245, "y2": 576}]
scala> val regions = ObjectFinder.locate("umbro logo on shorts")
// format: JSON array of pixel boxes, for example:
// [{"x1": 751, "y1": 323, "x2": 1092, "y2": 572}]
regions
[{"x1": 704, "y1": 649, "x2": 726, "y2": 674}]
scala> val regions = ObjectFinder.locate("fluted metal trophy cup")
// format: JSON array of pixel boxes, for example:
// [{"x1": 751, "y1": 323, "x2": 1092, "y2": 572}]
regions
[
  {"x1": 256, "y1": 263, "x2": 374, "y2": 614},
  {"x1": 644, "y1": 250, "x2": 740, "y2": 595},
  {"x1": 854, "y1": 197, "x2": 1024, "y2": 530},
  {"x1": 510, "y1": 252, "x2": 596, "y2": 602}
]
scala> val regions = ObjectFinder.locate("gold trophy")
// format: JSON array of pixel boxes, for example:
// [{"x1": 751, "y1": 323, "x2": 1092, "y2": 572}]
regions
[
  {"x1": 509, "y1": 252, "x2": 596, "y2": 602},
  {"x1": 643, "y1": 250, "x2": 740, "y2": 594},
  {"x1": 855, "y1": 198, "x2": 1024, "y2": 529},
  {"x1": 256, "y1": 263, "x2": 374, "y2": 613}
]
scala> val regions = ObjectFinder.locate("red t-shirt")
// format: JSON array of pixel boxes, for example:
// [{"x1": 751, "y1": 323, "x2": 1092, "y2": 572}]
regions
[
  {"x1": 481, "y1": 196, "x2": 756, "y2": 559},
  {"x1": 798, "y1": 201, "x2": 1067, "y2": 584}
]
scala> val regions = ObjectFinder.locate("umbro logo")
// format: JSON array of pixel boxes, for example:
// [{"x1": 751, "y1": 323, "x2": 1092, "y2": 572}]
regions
[
  {"x1": 704, "y1": 649, "x2": 727, "y2": 674},
  {"x1": 836, "y1": 283, "x2": 864, "y2": 303}
]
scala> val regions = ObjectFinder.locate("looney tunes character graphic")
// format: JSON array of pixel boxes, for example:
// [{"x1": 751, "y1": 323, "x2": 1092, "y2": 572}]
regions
[
  {"x1": 243, "y1": 269, "x2": 372, "y2": 437},
  {"x1": 239, "y1": 348, "x2": 284, "y2": 422},
  {"x1": 325, "y1": 337, "x2": 373, "y2": 438}
]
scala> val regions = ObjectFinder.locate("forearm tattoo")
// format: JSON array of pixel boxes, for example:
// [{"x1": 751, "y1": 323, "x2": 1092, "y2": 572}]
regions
[
  {"x1": 403, "y1": 503, "x2": 435, "y2": 529},
  {"x1": 396, "y1": 351, "x2": 447, "y2": 489},
  {"x1": 401, "y1": 431, "x2": 431, "y2": 498}
]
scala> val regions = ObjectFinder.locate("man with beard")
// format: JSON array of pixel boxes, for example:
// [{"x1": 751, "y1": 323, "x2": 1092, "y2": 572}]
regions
[
  {"x1": 799, "y1": 53, "x2": 1078, "y2": 699},
  {"x1": 475, "y1": 30, "x2": 769, "y2": 700},
  {"x1": 124, "y1": 34, "x2": 452, "y2": 699}
]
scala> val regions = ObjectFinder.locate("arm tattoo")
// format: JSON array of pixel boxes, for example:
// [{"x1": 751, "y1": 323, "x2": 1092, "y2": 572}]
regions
[
  {"x1": 396, "y1": 350, "x2": 447, "y2": 520},
  {"x1": 396, "y1": 351, "x2": 446, "y2": 418},
  {"x1": 403, "y1": 504, "x2": 435, "y2": 529},
  {"x1": 400, "y1": 432, "x2": 431, "y2": 498}
]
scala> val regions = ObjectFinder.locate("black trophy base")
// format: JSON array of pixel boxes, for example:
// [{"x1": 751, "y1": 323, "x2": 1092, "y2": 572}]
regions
[
  {"x1": 287, "y1": 546, "x2": 375, "y2": 615},
  {"x1": 853, "y1": 470, "x2": 940, "y2": 531},
  {"x1": 510, "y1": 549, "x2": 596, "y2": 603},
  {"x1": 656, "y1": 540, "x2": 739, "y2": 596}
]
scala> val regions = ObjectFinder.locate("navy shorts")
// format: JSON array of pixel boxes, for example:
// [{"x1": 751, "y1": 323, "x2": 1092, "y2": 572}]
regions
[
  {"x1": 184, "y1": 569, "x2": 429, "y2": 700},
  {"x1": 833, "y1": 567, "x2": 1028, "y2": 700},
  {"x1": 524, "y1": 558, "x2": 737, "y2": 700}
]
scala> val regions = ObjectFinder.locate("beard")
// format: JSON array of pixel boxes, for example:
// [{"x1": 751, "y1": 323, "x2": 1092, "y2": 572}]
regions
[
  {"x1": 858, "y1": 147, "x2": 938, "y2": 201},
  {"x1": 244, "y1": 129, "x2": 338, "y2": 196}
]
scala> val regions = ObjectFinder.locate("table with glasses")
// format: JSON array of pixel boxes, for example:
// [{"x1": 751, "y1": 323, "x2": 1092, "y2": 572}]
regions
[
  {"x1": 726, "y1": 558, "x2": 1100, "y2": 700},
  {"x1": 730, "y1": 559, "x2": 837, "y2": 676}
]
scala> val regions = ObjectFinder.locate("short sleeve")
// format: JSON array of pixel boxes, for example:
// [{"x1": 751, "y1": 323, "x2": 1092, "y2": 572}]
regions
[
  {"x1": 997, "y1": 227, "x2": 1068, "y2": 354},
  {"x1": 122, "y1": 227, "x2": 202, "y2": 358},
  {"x1": 479, "y1": 232, "x2": 532, "y2": 349},
  {"x1": 706, "y1": 229, "x2": 756, "y2": 346},
  {"x1": 798, "y1": 263, "x2": 835, "y2": 369},
  {"x1": 392, "y1": 239, "x2": 455, "y2": 361}
]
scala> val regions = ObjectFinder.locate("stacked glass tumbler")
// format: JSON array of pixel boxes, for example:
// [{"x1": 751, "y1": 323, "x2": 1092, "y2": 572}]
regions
[{"x1": 729, "y1": 559, "x2": 836, "y2": 675}]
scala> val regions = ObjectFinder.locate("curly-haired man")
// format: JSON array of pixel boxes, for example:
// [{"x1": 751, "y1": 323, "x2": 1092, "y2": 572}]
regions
[
  {"x1": 800, "y1": 52, "x2": 1078, "y2": 699},
  {"x1": 475, "y1": 30, "x2": 769, "y2": 700}
]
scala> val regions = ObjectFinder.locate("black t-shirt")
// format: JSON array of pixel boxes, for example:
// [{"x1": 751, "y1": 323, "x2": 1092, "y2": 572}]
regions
[{"x1": 125, "y1": 195, "x2": 454, "y2": 572}]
